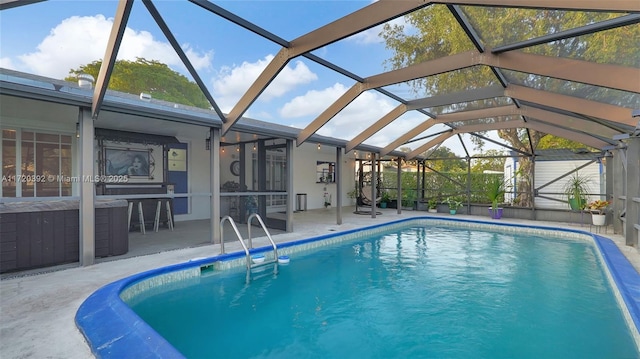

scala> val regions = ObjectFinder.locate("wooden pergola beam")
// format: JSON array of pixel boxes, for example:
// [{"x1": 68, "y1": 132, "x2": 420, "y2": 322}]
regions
[
  {"x1": 506, "y1": 85, "x2": 636, "y2": 126},
  {"x1": 225, "y1": 0, "x2": 429, "y2": 135},
  {"x1": 433, "y1": 0, "x2": 639, "y2": 12},
  {"x1": 478, "y1": 51, "x2": 639, "y2": 93},
  {"x1": 346, "y1": 104, "x2": 407, "y2": 153},
  {"x1": 404, "y1": 118, "x2": 610, "y2": 159}
]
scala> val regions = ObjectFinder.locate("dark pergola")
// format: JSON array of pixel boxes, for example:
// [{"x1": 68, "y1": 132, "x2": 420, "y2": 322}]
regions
[{"x1": 2, "y1": 1, "x2": 637, "y2": 154}]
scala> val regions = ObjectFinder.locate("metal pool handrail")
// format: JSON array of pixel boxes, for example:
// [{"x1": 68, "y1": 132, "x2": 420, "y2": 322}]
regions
[
  {"x1": 220, "y1": 216, "x2": 252, "y2": 283},
  {"x1": 219, "y1": 215, "x2": 245, "y2": 255},
  {"x1": 220, "y1": 214, "x2": 279, "y2": 283},
  {"x1": 247, "y1": 213, "x2": 279, "y2": 282},
  {"x1": 247, "y1": 213, "x2": 278, "y2": 260}
]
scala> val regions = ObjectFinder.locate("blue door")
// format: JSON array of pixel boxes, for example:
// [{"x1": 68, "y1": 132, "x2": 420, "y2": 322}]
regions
[{"x1": 167, "y1": 143, "x2": 188, "y2": 215}]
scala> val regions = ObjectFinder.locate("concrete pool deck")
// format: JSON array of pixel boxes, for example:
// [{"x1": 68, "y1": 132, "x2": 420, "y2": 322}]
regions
[{"x1": 1, "y1": 207, "x2": 638, "y2": 359}]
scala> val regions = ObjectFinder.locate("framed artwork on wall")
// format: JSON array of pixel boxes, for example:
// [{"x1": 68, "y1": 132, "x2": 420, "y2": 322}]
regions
[{"x1": 105, "y1": 148, "x2": 151, "y2": 177}]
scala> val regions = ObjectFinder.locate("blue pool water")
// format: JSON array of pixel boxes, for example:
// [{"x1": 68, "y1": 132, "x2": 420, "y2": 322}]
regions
[{"x1": 126, "y1": 225, "x2": 637, "y2": 358}]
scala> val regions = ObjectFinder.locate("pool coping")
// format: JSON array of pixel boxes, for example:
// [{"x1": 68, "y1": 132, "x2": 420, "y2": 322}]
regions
[{"x1": 75, "y1": 216, "x2": 640, "y2": 358}]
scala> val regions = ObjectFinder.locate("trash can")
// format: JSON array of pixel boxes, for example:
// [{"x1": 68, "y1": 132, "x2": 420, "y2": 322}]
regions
[{"x1": 296, "y1": 193, "x2": 307, "y2": 212}]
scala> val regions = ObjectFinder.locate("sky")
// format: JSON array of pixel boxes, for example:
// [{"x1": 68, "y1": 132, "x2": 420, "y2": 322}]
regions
[{"x1": 0, "y1": 0, "x2": 504, "y2": 156}]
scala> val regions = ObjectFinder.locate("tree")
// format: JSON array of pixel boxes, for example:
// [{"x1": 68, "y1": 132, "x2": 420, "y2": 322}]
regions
[
  {"x1": 381, "y1": 6, "x2": 638, "y2": 206},
  {"x1": 65, "y1": 58, "x2": 210, "y2": 109},
  {"x1": 471, "y1": 150, "x2": 506, "y2": 173},
  {"x1": 423, "y1": 146, "x2": 466, "y2": 173},
  {"x1": 537, "y1": 136, "x2": 593, "y2": 151}
]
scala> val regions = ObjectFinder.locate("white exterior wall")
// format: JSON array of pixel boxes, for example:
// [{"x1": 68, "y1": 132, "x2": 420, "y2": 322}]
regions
[
  {"x1": 1, "y1": 97, "x2": 359, "y2": 218},
  {"x1": 293, "y1": 143, "x2": 357, "y2": 210},
  {"x1": 0, "y1": 98, "x2": 79, "y2": 196},
  {"x1": 0, "y1": 97, "x2": 78, "y2": 135},
  {"x1": 178, "y1": 141, "x2": 358, "y2": 220}
]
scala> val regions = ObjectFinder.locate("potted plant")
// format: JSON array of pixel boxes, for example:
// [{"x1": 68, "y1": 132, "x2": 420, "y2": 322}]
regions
[
  {"x1": 245, "y1": 195, "x2": 258, "y2": 216},
  {"x1": 347, "y1": 187, "x2": 358, "y2": 204},
  {"x1": 380, "y1": 192, "x2": 390, "y2": 209},
  {"x1": 402, "y1": 192, "x2": 416, "y2": 210},
  {"x1": 347, "y1": 184, "x2": 364, "y2": 206},
  {"x1": 587, "y1": 199, "x2": 610, "y2": 226},
  {"x1": 486, "y1": 176, "x2": 506, "y2": 219},
  {"x1": 323, "y1": 192, "x2": 332, "y2": 208},
  {"x1": 427, "y1": 198, "x2": 438, "y2": 213},
  {"x1": 445, "y1": 197, "x2": 462, "y2": 215},
  {"x1": 563, "y1": 171, "x2": 592, "y2": 211}
]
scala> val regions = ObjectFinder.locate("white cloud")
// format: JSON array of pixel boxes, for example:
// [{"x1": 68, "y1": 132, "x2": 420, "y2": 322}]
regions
[
  {"x1": 212, "y1": 55, "x2": 317, "y2": 112},
  {"x1": 212, "y1": 58, "x2": 266, "y2": 107},
  {"x1": 350, "y1": 26, "x2": 384, "y2": 45},
  {"x1": 14, "y1": 15, "x2": 212, "y2": 79},
  {"x1": 365, "y1": 114, "x2": 427, "y2": 148},
  {"x1": 319, "y1": 90, "x2": 396, "y2": 139},
  {"x1": 279, "y1": 83, "x2": 418, "y2": 145},
  {"x1": 271, "y1": 60, "x2": 318, "y2": 98},
  {"x1": 279, "y1": 83, "x2": 347, "y2": 119},
  {"x1": 184, "y1": 46, "x2": 212, "y2": 71},
  {"x1": 0, "y1": 57, "x2": 16, "y2": 70},
  {"x1": 252, "y1": 110, "x2": 274, "y2": 121}
]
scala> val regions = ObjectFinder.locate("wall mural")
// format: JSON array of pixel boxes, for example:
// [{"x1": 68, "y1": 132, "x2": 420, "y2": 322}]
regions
[{"x1": 104, "y1": 148, "x2": 154, "y2": 178}]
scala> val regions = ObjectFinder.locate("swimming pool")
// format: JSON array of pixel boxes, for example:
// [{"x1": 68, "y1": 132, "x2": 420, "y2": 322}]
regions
[{"x1": 76, "y1": 217, "x2": 640, "y2": 358}]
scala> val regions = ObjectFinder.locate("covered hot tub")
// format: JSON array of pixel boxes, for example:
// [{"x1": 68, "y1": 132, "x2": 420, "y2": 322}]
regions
[{"x1": 0, "y1": 199, "x2": 128, "y2": 273}]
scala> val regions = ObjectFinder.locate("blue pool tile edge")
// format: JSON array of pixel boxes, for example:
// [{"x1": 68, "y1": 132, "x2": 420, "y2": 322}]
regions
[
  {"x1": 593, "y1": 235, "x2": 640, "y2": 332},
  {"x1": 75, "y1": 281, "x2": 183, "y2": 359},
  {"x1": 75, "y1": 216, "x2": 640, "y2": 358},
  {"x1": 75, "y1": 252, "x2": 258, "y2": 358}
]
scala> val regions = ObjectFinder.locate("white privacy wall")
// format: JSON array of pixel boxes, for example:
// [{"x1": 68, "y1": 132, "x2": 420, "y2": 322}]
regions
[{"x1": 534, "y1": 160, "x2": 603, "y2": 210}]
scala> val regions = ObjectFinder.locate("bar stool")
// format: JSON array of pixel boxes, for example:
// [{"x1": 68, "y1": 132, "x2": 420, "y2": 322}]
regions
[
  {"x1": 127, "y1": 201, "x2": 145, "y2": 234},
  {"x1": 154, "y1": 200, "x2": 174, "y2": 232}
]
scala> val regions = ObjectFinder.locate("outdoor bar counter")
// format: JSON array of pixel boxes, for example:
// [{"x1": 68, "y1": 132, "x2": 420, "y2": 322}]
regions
[{"x1": 0, "y1": 199, "x2": 128, "y2": 273}]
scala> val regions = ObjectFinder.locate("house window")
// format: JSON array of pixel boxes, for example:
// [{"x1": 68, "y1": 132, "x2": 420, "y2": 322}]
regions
[
  {"x1": 2, "y1": 129, "x2": 17, "y2": 197},
  {"x1": 1, "y1": 129, "x2": 73, "y2": 198}
]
